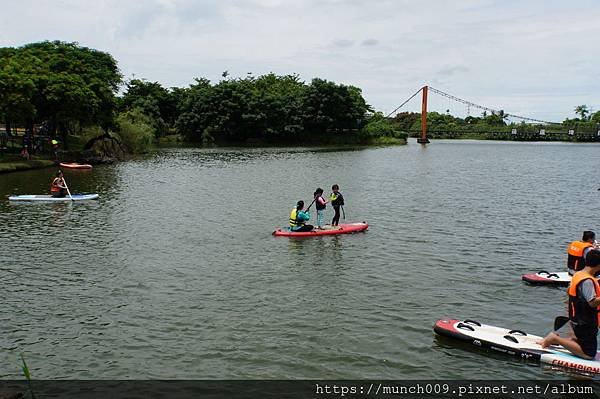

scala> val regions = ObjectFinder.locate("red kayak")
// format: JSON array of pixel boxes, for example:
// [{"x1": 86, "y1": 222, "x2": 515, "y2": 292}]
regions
[
  {"x1": 273, "y1": 222, "x2": 368, "y2": 237},
  {"x1": 59, "y1": 162, "x2": 92, "y2": 170}
]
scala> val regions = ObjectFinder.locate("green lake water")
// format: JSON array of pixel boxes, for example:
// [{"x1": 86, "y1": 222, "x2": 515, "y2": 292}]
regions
[{"x1": 2, "y1": 139, "x2": 600, "y2": 379}]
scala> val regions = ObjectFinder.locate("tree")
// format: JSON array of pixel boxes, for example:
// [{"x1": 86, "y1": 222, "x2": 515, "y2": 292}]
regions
[
  {"x1": 301, "y1": 78, "x2": 370, "y2": 133},
  {"x1": 115, "y1": 107, "x2": 155, "y2": 153},
  {"x1": 0, "y1": 41, "x2": 122, "y2": 145},
  {"x1": 175, "y1": 73, "x2": 371, "y2": 143},
  {"x1": 498, "y1": 109, "x2": 508, "y2": 122},
  {"x1": 120, "y1": 79, "x2": 177, "y2": 136},
  {"x1": 574, "y1": 105, "x2": 590, "y2": 120},
  {"x1": 0, "y1": 49, "x2": 37, "y2": 133},
  {"x1": 361, "y1": 112, "x2": 406, "y2": 139},
  {"x1": 482, "y1": 113, "x2": 506, "y2": 126},
  {"x1": 393, "y1": 112, "x2": 420, "y2": 130},
  {"x1": 464, "y1": 116, "x2": 481, "y2": 125}
]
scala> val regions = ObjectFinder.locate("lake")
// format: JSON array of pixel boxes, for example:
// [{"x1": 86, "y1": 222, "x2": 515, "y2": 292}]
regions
[{"x1": 2, "y1": 139, "x2": 600, "y2": 379}]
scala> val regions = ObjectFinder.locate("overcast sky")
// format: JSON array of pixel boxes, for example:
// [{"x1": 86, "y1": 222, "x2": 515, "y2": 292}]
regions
[{"x1": 2, "y1": 0, "x2": 599, "y2": 121}]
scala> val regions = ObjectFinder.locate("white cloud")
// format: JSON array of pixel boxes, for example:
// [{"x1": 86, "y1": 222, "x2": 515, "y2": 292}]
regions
[{"x1": 1, "y1": 0, "x2": 599, "y2": 121}]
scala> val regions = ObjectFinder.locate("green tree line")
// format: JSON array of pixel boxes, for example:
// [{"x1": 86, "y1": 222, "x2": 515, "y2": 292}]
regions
[
  {"x1": 0, "y1": 41, "x2": 405, "y2": 154},
  {"x1": 0, "y1": 41, "x2": 121, "y2": 145},
  {"x1": 124, "y1": 72, "x2": 405, "y2": 145}
]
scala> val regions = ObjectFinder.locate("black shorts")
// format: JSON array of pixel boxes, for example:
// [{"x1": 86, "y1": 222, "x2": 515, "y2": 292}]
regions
[{"x1": 572, "y1": 323, "x2": 598, "y2": 358}]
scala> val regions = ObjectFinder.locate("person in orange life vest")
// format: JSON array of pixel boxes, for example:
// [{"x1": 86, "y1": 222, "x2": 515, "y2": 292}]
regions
[
  {"x1": 539, "y1": 250, "x2": 600, "y2": 359},
  {"x1": 567, "y1": 231, "x2": 597, "y2": 276},
  {"x1": 50, "y1": 170, "x2": 67, "y2": 198}
]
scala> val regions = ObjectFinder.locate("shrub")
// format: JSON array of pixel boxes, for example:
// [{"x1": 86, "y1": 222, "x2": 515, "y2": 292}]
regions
[
  {"x1": 360, "y1": 113, "x2": 407, "y2": 139},
  {"x1": 115, "y1": 108, "x2": 155, "y2": 153}
]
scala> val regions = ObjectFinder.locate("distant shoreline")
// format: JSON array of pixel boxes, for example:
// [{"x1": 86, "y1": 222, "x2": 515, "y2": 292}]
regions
[
  {"x1": 157, "y1": 133, "x2": 407, "y2": 148},
  {"x1": 0, "y1": 158, "x2": 55, "y2": 174},
  {"x1": 0, "y1": 138, "x2": 407, "y2": 174}
]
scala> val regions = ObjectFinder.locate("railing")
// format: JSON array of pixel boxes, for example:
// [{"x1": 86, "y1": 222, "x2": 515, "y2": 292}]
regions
[
  {"x1": 407, "y1": 129, "x2": 600, "y2": 141},
  {"x1": 0, "y1": 129, "x2": 52, "y2": 154}
]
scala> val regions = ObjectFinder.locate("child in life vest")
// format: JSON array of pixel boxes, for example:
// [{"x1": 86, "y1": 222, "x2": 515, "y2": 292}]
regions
[
  {"x1": 313, "y1": 188, "x2": 327, "y2": 229},
  {"x1": 329, "y1": 184, "x2": 344, "y2": 226}
]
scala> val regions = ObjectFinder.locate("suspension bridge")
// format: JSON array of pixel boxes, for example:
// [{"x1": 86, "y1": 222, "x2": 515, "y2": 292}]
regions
[{"x1": 388, "y1": 86, "x2": 598, "y2": 144}]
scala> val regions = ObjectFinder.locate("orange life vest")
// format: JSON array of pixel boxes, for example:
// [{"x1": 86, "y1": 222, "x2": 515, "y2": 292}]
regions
[
  {"x1": 51, "y1": 177, "x2": 62, "y2": 193},
  {"x1": 567, "y1": 241, "x2": 593, "y2": 272},
  {"x1": 568, "y1": 271, "x2": 600, "y2": 327}
]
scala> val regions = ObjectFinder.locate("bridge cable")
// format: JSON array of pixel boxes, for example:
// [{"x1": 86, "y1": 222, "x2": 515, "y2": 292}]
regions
[
  {"x1": 385, "y1": 87, "x2": 423, "y2": 118},
  {"x1": 428, "y1": 86, "x2": 561, "y2": 125}
]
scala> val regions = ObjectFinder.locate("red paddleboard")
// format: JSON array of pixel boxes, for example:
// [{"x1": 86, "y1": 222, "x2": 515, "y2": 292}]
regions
[
  {"x1": 59, "y1": 162, "x2": 92, "y2": 170},
  {"x1": 272, "y1": 222, "x2": 368, "y2": 237}
]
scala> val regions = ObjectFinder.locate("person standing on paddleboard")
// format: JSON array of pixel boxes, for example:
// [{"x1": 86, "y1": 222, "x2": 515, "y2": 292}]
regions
[
  {"x1": 50, "y1": 170, "x2": 68, "y2": 198},
  {"x1": 539, "y1": 250, "x2": 600, "y2": 360},
  {"x1": 313, "y1": 188, "x2": 328, "y2": 229},
  {"x1": 289, "y1": 200, "x2": 313, "y2": 232},
  {"x1": 329, "y1": 184, "x2": 344, "y2": 226},
  {"x1": 567, "y1": 231, "x2": 598, "y2": 276}
]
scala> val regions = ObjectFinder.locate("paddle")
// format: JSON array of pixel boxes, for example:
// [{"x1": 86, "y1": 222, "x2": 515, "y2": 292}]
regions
[
  {"x1": 341, "y1": 205, "x2": 346, "y2": 220},
  {"x1": 540, "y1": 316, "x2": 570, "y2": 349},
  {"x1": 534, "y1": 316, "x2": 569, "y2": 349},
  {"x1": 553, "y1": 316, "x2": 569, "y2": 332},
  {"x1": 305, "y1": 197, "x2": 317, "y2": 212},
  {"x1": 62, "y1": 176, "x2": 74, "y2": 202}
]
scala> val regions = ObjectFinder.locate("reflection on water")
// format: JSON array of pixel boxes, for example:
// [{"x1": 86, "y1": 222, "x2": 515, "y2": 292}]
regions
[
  {"x1": 2, "y1": 140, "x2": 600, "y2": 379},
  {"x1": 287, "y1": 235, "x2": 346, "y2": 270}
]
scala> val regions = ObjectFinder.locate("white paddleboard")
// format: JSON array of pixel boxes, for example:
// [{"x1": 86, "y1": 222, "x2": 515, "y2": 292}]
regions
[
  {"x1": 522, "y1": 270, "x2": 571, "y2": 286},
  {"x1": 8, "y1": 194, "x2": 99, "y2": 202},
  {"x1": 434, "y1": 318, "x2": 600, "y2": 375}
]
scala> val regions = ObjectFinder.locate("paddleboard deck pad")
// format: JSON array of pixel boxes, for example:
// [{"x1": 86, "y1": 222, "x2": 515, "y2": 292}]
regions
[
  {"x1": 8, "y1": 194, "x2": 99, "y2": 202},
  {"x1": 273, "y1": 222, "x2": 368, "y2": 237},
  {"x1": 522, "y1": 270, "x2": 571, "y2": 286},
  {"x1": 434, "y1": 318, "x2": 600, "y2": 375}
]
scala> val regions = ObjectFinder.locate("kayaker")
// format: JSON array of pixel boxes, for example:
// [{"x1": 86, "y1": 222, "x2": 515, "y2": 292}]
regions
[
  {"x1": 289, "y1": 200, "x2": 313, "y2": 232},
  {"x1": 567, "y1": 231, "x2": 597, "y2": 276},
  {"x1": 313, "y1": 188, "x2": 328, "y2": 229},
  {"x1": 539, "y1": 250, "x2": 600, "y2": 360},
  {"x1": 329, "y1": 184, "x2": 344, "y2": 226},
  {"x1": 50, "y1": 170, "x2": 67, "y2": 198}
]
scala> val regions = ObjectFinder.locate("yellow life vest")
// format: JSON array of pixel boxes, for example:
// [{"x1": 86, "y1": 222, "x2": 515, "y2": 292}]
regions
[{"x1": 289, "y1": 207, "x2": 304, "y2": 227}]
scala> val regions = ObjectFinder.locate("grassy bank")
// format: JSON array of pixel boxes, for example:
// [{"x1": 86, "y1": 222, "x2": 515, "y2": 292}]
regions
[
  {"x1": 0, "y1": 155, "x2": 55, "y2": 173},
  {"x1": 363, "y1": 136, "x2": 407, "y2": 145}
]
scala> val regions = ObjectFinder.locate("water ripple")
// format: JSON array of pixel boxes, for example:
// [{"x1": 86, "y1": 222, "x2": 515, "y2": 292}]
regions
[{"x1": 2, "y1": 140, "x2": 600, "y2": 379}]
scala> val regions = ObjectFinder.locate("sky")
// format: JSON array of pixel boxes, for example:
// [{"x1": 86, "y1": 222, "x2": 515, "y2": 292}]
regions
[{"x1": 1, "y1": 0, "x2": 599, "y2": 122}]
